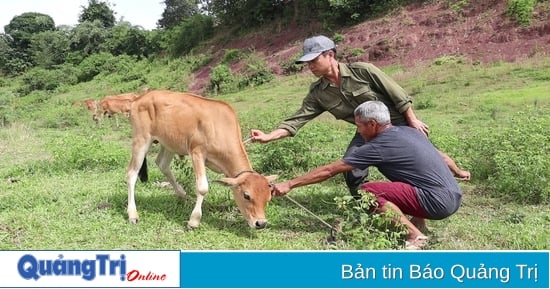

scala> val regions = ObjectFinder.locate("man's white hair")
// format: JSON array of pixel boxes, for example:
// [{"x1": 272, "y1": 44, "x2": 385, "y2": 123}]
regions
[{"x1": 354, "y1": 101, "x2": 391, "y2": 125}]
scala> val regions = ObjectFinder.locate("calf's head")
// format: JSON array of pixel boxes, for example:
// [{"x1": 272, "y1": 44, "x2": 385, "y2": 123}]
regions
[{"x1": 217, "y1": 173, "x2": 278, "y2": 229}]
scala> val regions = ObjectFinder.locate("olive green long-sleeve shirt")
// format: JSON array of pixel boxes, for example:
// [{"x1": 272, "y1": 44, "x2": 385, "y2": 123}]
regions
[{"x1": 278, "y1": 62, "x2": 413, "y2": 136}]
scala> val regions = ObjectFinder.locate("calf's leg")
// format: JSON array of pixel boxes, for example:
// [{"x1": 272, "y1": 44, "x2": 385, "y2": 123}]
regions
[
  {"x1": 156, "y1": 146, "x2": 186, "y2": 198},
  {"x1": 127, "y1": 138, "x2": 151, "y2": 224},
  {"x1": 188, "y1": 150, "x2": 208, "y2": 228}
]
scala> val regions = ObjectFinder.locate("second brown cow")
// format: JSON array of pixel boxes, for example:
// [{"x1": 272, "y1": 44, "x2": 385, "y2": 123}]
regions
[{"x1": 96, "y1": 93, "x2": 138, "y2": 127}]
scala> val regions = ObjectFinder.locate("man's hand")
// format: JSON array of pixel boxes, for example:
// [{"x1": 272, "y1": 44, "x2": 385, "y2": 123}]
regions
[
  {"x1": 408, "y1": 119, "x2": 430, "y2": 137},
  {"x1": 455, "y1": 170, "x2": 471, "y2": 181},
  {"x1": 271, "y1": 182, "x2": 291, "y2": 197},
  {"x1": 250, "y1": 128, "x2": 290, "y2": 143},
  {"x1": 250, "y1": 129, "x2": 268, "y2": 143}
]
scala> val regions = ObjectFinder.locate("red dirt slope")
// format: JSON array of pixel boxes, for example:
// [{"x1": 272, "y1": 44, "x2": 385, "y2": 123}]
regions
[{"x1": 189, "y1": 1, "x2": 550, "y2": 94}]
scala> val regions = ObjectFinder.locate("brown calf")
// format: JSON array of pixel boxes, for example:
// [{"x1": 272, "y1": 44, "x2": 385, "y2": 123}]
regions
[
  {"x1": 96, "y1": 93, "x2": 138, "y2": 127},
  {"x1": 126, "y1": 90, "x2": 277, "y2": 229},
  {"x1": 73, "y1": 99, "x2": 100, "y2": 122}
]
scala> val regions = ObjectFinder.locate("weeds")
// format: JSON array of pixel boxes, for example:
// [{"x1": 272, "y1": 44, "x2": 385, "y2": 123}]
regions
[
  {"x1": 507, "y1": 0, "x2": 538, "y2": 26},
  {"x1": 334, "y1": 194, "x2": 407, "y2": 250}
]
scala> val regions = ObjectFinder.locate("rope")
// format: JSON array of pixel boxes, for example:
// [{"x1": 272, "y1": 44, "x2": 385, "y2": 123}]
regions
[
  {"x1": 284, "y1": 195, "x2": 335, "y2": 232},
  {"x1": 234, "y1": 170, "x2": 256, "y2": 178}
]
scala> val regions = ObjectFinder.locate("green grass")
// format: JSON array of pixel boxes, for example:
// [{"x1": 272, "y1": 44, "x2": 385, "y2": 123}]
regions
[{"x1": 0, "y1": 56, "x2": 549, "y2": 250}]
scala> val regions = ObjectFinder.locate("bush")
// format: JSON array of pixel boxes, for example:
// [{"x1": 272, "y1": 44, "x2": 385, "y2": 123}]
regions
[
  {"x1": 166, "y1": 14, "x2": 214, "y2": 56},
  {"x1": 208, "y1": 52, "x2": 274, "y2": 94},
  {"x1": 334, "y1": 194, "x2": 407, "y2": 249},
  {"x1": 77, "y1": 52, "x2": 115, "y2": 82},
  {"x1": 237, "y1": 55, "x2": 273, "y2": 88},
  {"x1": 18, "y1": 66, "x2": 77, "y2": 95},
  {"x1": 77, "y1": 53, "x2": 145, "y2": 85},
  {"x1": 209, "y1": 63, "x2": 235, "y2": 94},
  {"x1": 279, "y1": 52, "x2": 304, "y2": 75},
  {"x1": 221, "y1": 49, "x2": 242, "y2": 64},
  {"x1": 184, "y1": 53, "x2": 212, "y2": 72},
  {"x1": 466, "y1": 110, "x2": 550, "y2": 203},
  {"x1": 507, "y1": 0, "x2": 538, "y2": 26}
]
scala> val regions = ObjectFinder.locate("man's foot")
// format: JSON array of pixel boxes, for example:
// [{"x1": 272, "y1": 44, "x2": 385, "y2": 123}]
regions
[{"x1": 410, "y1": 217, "x2": 432, "y2": 234}]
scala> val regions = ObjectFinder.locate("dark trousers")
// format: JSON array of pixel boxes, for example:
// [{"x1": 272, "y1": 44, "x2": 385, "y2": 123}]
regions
[{"x1": 343, "y1": 131, "x2": 369, "y2": 197}]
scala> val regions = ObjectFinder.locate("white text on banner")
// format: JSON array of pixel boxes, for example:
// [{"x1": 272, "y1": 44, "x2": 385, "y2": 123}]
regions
[{"x1": 180, "y1": 250, "x2": 549, "y2": 288}]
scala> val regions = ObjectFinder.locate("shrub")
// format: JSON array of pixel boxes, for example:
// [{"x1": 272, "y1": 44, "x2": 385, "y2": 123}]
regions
[
  {"x1": 332, "y1": 33, "x2": 345, "y2": 44},
  {"x1": 209, "y1": 63, "x2": 235, "y2": 94},
  {"x1": 446, "y1": 0, "x2": 470, "y2": 14},
  {"x1": 237, "y1": 55, "x2": 273, "y2": 88},
  {"x1": 279, "y1": 52, "x2": 304, "y2": 75},
  {"x1": 221, "y1": 49, "x2": 242, "y2": 64},
  {"x1": 466, "y1": 110, "x2": 550, "y2": 204},
  {"x1": 339, "y1": 47, "x2": 365, "y2": 63},
  {"x1": 18, "y1": 66, "x2": 77, "y2": 95},
  {"x1": 77, "y1": 53, "x2": 145, "y2": 86},
  {"x1": 184, "y1": 53, "x2": 212, "y2": 72},
  {"x1": 209, "y1": 52, "x2": 274, "y2": 94},
  {"x1": 489, "y1": 112, "x2": 550, "y2": 203},
  {"x1": 507, "y1": 0, "x2": 538, "y2": 26},
  {"x1": 77, "y1": 52, "x2": 115, "y2": 82},
  {"x1": 334, "y1": 194, "x2": 407, "y2": 249}
]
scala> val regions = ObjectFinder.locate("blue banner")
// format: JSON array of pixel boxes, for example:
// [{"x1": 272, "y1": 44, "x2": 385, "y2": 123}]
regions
[
  {"x1": 180, "y1": 251, "x2": 549, "y2": 289},
  {"x1": 0, "y1": 250, "x2": 548, "y2": 288}
]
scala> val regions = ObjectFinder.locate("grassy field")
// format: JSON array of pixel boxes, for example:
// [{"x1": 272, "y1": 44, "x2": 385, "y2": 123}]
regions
[{"x1": 0, "y1": 56, "x2": 549, "y2": 250}]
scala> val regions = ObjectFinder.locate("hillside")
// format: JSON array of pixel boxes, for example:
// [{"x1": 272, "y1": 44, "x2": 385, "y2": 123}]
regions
[{"x1": 189, "y1": 0, "x2": 550, "y2": 93}]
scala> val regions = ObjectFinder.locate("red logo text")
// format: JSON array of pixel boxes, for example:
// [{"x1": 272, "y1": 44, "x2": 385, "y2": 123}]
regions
[{"x1": 126, "y1": 270, "x2": 167, "y2": 281}]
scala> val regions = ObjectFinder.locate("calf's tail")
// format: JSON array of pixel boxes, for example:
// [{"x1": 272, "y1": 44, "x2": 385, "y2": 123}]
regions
[{"x1": 138, "y1": 157, "x2": 148, "y2": 182}]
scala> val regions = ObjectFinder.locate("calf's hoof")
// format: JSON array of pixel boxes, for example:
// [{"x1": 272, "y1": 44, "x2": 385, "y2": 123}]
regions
[{"x1": 187, "y1": 220, "x2": 200, "y2": 229}]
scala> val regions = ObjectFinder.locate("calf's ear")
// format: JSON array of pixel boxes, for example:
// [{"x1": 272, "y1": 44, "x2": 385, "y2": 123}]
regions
[
  {"x1": 215, "y1": 175, "x2": 278, "y2": 187},
  {"x1": 215, "y1": 178, "x2": 238, "y2": 187},
  {"x1": 265, "y1": 175, "x2": 278, "y2": 182}
]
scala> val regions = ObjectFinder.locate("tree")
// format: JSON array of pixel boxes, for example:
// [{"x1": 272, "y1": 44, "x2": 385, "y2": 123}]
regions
[
  {"x1": 1, "y1": 12, "x2": 56, "y2": 75},
  {"x1": 158, "y1": 0, "x2": 199, "y2": 29},
  {"x1": 69, "y1": 20, "x2": 109, "y2": 61},
  {"x1": 166, "y1": 14, "x2": 213, "y2": 56},
  {"x1": 4, "y1": 12, "x2": 56, "y2": 50},
  {"x1": 208, "y1": 0, "x2": 287, "y2": 28},
  {"x1": 0, "y1": 33, "x2": 32, "y2": 75},
  {"x1": 79, "y1": 0, "x2": 116, "y2": 28},
  {"x1": 104, "y1": 22, "x2": 148, "y2": 57},
  {"x1": 30, "y1": 30, "x2": 71, "y2": 68}
]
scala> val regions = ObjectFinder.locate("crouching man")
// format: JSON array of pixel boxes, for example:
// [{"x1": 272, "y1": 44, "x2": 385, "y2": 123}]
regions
[{"x1": 271, "y1": 100, "x2": 463, "y2": 249}]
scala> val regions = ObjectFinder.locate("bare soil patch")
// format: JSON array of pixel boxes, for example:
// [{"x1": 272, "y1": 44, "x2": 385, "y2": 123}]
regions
[{"x1": 189, "y1": 1, "x2": 550, "y2": 94}]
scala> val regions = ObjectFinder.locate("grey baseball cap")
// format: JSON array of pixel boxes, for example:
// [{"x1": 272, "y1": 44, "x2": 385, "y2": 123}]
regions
[{"x1": 296, "y1": 35, "x2": 336, "y2": 64}]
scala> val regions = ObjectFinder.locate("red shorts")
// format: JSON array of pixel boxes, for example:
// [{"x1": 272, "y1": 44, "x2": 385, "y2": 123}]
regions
[{"x1": 360, "y1": 181, "x2": 429, "y2": 218}]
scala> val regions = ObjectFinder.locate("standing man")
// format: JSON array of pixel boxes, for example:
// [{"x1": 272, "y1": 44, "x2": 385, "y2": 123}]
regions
[
  {"x1": 271, "y1": 101, "x2": 464, "y2": 249},
  {"x1": 251, "y1": 35, "x2": 470, "y2": 196}
]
